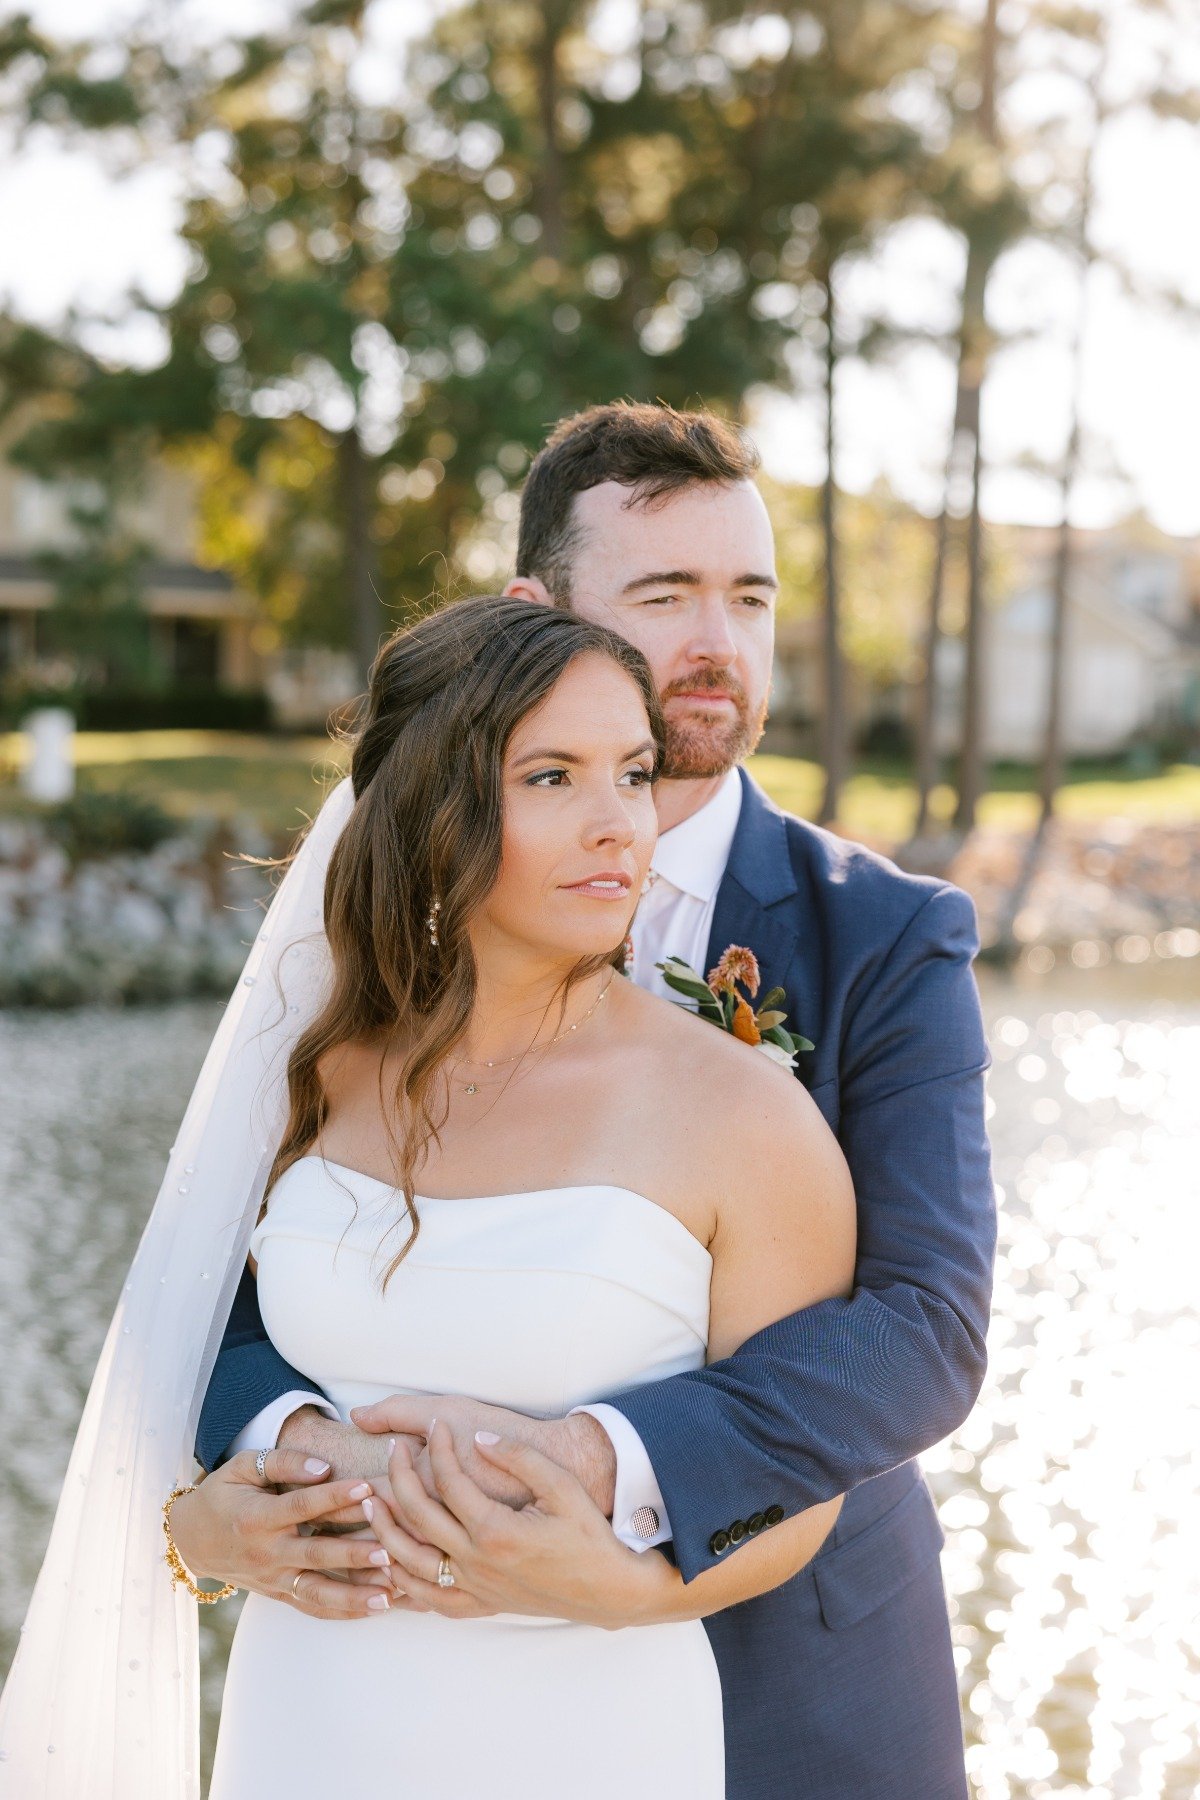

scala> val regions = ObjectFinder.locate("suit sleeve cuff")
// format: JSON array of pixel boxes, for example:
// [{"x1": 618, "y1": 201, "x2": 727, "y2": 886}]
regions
[
  {"x1": 225, "y1": 1391, "x2": 341, "y2": 1463},
  {"x1": 567, "y1": 1403, "x2": 673, "y2": 1551}
]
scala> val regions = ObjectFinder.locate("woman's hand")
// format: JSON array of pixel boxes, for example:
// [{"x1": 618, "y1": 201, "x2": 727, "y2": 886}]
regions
[
  {"x1": 352, "y1": 1422, "x2": 679, "y2": 1628},
  {"x1": 168, "y1": 1448, "x2": 397, "y2": 1620}
]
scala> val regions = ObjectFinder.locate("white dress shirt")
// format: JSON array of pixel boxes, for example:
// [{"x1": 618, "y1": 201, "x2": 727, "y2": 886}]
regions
[{"x1": 230, "y1": 768, "x2": 745, "y2": 1554}]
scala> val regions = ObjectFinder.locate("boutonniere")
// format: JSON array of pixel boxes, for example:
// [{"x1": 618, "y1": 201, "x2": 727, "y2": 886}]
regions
[{"x1": 656, "y1": 945, "x2": 814, "y2": 1071}]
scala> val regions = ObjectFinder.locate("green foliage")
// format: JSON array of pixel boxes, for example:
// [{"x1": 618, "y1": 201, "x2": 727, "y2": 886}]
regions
[
  {"x1": 74, "y1": 686, "x2": 273, "y2": 732},
  {"x1": 0, "y1": 0, "x2": 1048, "y2": 735},
  {"x1": 41, "y1": 789, "x2": 178, "y2": 859}
]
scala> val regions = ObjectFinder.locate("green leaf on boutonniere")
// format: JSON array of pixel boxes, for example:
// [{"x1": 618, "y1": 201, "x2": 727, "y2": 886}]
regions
[
  {"x1": 657, "y1": 957, "x2": 724, "y2": 1021},
  {"x1": 758, "y1": 987, "x2": 787, "y2": 1014}
]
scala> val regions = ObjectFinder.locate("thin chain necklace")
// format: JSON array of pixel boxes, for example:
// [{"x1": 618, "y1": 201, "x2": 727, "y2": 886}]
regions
[{"x1": 452, "y1": 973, "x2": 616, "y2": 1096}]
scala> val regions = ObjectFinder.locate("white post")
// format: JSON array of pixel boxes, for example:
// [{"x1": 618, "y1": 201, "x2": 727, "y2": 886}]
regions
[{"x1": 20, "y1": 706, "x2": 76, "y2": 802}]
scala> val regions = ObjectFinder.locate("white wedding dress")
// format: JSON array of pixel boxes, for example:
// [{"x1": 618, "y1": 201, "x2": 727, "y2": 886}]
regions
[{"x1": 208, "y1": 1154, "x2": 725, "y2": 1798}]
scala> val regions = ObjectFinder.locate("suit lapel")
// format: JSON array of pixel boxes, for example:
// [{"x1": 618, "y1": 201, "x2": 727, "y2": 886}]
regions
[{"x1": 705, "y1": 768, "x2": 800, "y2": 999}]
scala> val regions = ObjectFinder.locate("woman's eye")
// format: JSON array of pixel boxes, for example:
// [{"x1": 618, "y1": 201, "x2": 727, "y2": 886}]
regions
[
  {"x1": 621, "y1": 767, "x2": 655, "y2": 787},
  {"x1": 526, "y1": 768, "x2": 567, "y2": 787}
]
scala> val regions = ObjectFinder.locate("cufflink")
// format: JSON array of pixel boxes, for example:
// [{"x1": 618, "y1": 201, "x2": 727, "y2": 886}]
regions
[{"x1": 630, "y1": 1505, "x2": 660, "y2": 1539}]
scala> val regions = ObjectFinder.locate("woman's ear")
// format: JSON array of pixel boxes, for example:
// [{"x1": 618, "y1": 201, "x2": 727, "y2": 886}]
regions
[{"x1": 503, "y1": 575, "x2": 554, "y2": 608}]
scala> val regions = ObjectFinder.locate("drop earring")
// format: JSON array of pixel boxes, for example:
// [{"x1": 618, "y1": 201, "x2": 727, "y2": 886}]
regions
[{"x1": 426, "y1": 896, "x2": 442, "y2": 948}]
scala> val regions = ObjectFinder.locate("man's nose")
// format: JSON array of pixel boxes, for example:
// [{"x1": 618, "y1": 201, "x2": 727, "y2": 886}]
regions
[{"x1": 686, "y1": 597, "x2": 738, "y2": 664}]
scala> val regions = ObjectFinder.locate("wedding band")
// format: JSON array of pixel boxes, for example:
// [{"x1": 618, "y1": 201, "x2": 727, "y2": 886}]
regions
[
  {"x1": 291, "y1": 1571, "x2": 303, "y2": 1600},
  {"x1": 255, "y1": 1448, "x2": 269, "y2": 1479},
  {"x1": 437, "y1": 1554, "x2": 455, "y2": 1588}
]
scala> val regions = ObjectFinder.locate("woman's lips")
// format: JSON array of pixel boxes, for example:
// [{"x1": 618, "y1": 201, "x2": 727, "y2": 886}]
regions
[{"x1": 562, "y1": 874, "x2": 633, "y2": 899}]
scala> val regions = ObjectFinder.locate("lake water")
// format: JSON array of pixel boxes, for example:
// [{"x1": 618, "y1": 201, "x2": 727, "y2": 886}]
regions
[{"x1": 1, "y1": 959, "x2": 1198, "y2": 1798}]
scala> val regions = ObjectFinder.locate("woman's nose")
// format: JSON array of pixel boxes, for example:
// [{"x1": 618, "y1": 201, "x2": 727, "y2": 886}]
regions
[{"x1": 584, "y1": 790, "x2": 638, "y2": 848}]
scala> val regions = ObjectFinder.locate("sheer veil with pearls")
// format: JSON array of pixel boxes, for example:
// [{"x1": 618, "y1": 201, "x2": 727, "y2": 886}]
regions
[{"x1": 0, "y1": 775, "x2": 355, "y2": 1798}]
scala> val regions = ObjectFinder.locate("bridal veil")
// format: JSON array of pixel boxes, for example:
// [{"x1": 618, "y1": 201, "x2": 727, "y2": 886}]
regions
[{"x1": 0, "y1": 774, "x2": 355, "y2": 1797}]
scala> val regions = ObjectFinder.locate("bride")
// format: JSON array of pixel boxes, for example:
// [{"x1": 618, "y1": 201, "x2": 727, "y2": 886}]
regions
[{"x1": 0, "y1": 595, "x2": 854, "y2": 1798}]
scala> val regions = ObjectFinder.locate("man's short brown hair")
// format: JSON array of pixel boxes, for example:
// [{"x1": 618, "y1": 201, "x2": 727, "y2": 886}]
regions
[{"x1": 516, "y1": 400, "x2": 761, "y2": 604}]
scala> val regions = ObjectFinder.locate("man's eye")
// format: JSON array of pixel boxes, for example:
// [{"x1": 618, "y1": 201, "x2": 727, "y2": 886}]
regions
[
  {"x1": 643, "y1": 594, "x2": 680, "y2": 605},
  {"x1": 739, "y1": 593, "x2": 771, "y2": 607}
]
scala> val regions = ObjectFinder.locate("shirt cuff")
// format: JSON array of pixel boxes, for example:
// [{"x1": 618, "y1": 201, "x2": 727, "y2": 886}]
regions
[
  {"x1": 225, "y1": 1391, "x2": 341, "y2": 1464},
  {"x1": 567, "y1": 1403, "x2": 673, "y2": 1552}
]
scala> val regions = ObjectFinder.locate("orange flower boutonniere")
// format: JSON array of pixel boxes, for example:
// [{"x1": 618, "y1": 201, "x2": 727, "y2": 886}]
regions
[{"x1": 656, "y1": 944, "x2": 814, "y2": 1070}]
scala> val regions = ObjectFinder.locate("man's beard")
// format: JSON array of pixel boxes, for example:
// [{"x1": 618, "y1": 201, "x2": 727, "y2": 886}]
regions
[{"x1": 657, "y1": 669, "x2": 768, "y2": 780}]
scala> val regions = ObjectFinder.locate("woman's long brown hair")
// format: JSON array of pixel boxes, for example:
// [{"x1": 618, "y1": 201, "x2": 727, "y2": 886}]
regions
[{"x1": 263, "y1": 594, "x2": 666, "y2": 1291}]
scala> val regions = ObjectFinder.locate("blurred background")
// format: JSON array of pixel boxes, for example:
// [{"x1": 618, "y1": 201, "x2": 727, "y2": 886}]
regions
[{"x1": 0, "y1": 2, "x2": 1197, "y2": 1795}]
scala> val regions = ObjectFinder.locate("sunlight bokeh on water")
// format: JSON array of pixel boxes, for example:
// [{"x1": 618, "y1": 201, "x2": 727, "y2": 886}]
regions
[
  {"x1": 930, "y1": 963, "x2": 1200, "y2": 1800},
  {"x1": 1, "y1": 959, "x2": 1197, "y2": 1796}
]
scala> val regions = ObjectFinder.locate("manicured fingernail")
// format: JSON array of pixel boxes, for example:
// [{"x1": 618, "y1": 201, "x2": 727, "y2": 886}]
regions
[
  {"x1": 304, "y1": 1457, "x2": 330, "y2": 1474},
  {"x1": 475, "y1": 1430, "x2": 500, "y2": 1445},
  {"x1": 387, "y1": 1437, "x2": 396, "y2": 1455},
  {"x1": 362, "y1": 1497, "x2": 374, "y2": 1521},
  {"x1": 369, "y1": 1547, "x2": 389, "y2": 1566},
  {"x1": 367, "y1": 1593, "x2": 389, "y2": 1611},
  {"x1": 348, "y1": 1482, "x2": 371, "y2": 1500}
]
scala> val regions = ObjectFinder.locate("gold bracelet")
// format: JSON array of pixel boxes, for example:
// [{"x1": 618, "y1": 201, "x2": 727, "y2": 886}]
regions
[{"x1": 162, "y1": 1479, "x2": 239, "y2": 1604}]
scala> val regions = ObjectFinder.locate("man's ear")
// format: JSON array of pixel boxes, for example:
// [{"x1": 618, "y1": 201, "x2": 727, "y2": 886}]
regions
[{"x1": 503, "y1": 574, "x2": 554, "y2": 608}]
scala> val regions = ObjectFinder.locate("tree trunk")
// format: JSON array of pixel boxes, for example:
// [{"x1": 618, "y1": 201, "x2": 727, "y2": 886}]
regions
[
  {"x1": 534, "y1": 4, "x2": 568, "y2": 260},
  {"x1": 338, "y1": 428, "x2": 381, "y2": 689},
  {"x1": 911, "y1": 0, "x2": 1000, "y2": 847},
  {"x1": 954, "y1": 384, "x2": 987, "y2": 831},
  {"x1": 1040, "y1": 109, "x2": 1101, "y2": 827},
  {"x1": 991, "y1": 32, "x2": 1106, "y2": 958},
  {"x1": 950, "y1": 0, "x2": 1000, "y2": 835},
  {"x1": 818, "y1": 269, "x2": 848, "y2": 826}
]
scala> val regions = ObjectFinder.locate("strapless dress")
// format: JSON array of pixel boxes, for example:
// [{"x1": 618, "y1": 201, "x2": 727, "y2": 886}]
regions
[{"x1": 208, "y1": 1155, "x2": 724, "y2": 1798}]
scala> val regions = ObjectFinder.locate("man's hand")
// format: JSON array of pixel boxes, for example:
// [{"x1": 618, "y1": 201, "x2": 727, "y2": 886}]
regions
[
  {"x1": 169, "y1": 1449, "x2": 397, "y2": 1619},
  {"x1": 348, "y1": 1394, "x2": 617, "y2": 1519},
  {"x1": 272, "y1": 1404, "x2": 426, "y2": 1532},
  {"x1": 355, "y1": 1422, "x2": 678, "y2": 1629}
]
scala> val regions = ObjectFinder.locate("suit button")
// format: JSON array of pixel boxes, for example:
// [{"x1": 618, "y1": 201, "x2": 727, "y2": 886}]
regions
[
  {"x1": 764, "y1": 1504, "x2": 785, "y2": 1526},
  {"x1": 747, "y1": 1512, "x2": 766, "y2": 1535},
  {"x1": 709, "y1": 1529, "x2": 730, "y2": 1556},
  {"x1": 728, "y1": 1519, "x2": 748, "y2": 1544}
]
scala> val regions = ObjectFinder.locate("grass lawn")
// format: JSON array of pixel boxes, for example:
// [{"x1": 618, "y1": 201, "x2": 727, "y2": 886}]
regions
[{"x1": 2, "y1": 729, "x2": 1198, "y2": 843}]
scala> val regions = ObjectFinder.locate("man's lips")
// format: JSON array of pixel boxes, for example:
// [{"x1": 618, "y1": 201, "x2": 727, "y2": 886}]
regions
[
  {"x1": 561, "y1": 872, "x2": 634, "y2": 898},
  {"x1": 667, "y1": 689, "x2": 737, "y2": 706}
]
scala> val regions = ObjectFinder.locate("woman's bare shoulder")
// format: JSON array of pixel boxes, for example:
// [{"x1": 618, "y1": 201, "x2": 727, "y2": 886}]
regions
[{"x1": 615, "y1": 978, "x2": 822, "y2": 1156}]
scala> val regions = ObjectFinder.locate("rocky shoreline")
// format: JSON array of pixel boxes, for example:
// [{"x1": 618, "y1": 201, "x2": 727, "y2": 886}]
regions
[
  {"x1": 0, "y1": 815, "x2": 275, "y2": 1008},
  {"x1": 1, "y1": 811, "x2": 1197, "y2": 1007},
  {"x1": 944, "y1": 817, "x2": 1200, "y2": 970}
]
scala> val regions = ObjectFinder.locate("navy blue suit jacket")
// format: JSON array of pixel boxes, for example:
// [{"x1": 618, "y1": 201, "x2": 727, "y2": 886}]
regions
[{"x1": 196, "y1": 769, "x2": 994, "y2": 1798}]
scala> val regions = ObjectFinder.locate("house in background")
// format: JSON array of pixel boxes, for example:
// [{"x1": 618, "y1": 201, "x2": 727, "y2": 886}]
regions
[
  {"x1": 0, "y1": 457, "x2": 266, "y2": 694},
  {"x1": 934, "y1": 523, "x2": 1200, "y2": 760},
  {"x1": 0, "y1": 449, "x2": 370, "y2": 729}
]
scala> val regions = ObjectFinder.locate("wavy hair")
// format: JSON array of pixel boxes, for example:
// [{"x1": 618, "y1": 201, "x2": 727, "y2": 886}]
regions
[{"x1": 264, "y1": 594, "x2": 665, "y2": 1289}]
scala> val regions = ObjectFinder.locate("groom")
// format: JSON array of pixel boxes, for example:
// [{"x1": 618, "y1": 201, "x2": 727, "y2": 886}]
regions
[{"x1": 192, "y1": 401, "x2": 994, "y2": 1797}]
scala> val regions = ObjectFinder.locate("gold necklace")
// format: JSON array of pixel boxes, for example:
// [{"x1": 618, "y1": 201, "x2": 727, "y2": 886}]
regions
[{"x1": 452, "y1": 974, "x2": 616, "y2": 1095}]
